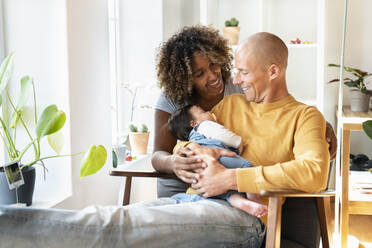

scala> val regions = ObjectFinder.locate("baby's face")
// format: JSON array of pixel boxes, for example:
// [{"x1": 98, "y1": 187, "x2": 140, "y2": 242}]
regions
[{"x1": 189, "y1": 105, "x2": 214, "y2": 126}]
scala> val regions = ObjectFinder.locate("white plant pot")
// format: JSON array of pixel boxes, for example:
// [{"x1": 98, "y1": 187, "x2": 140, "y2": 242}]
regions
[{"x1": 350, "y1": 89, "x2": 370, "y2": 112}]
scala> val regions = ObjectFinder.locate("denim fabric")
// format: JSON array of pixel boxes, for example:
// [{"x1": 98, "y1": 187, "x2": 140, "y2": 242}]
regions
[
  {"x1": 0, "y1": 197, "x2": 265, "y2": 248},
  {"x1": 189, "y1": 130, "x2": 253, "y2": 169}
]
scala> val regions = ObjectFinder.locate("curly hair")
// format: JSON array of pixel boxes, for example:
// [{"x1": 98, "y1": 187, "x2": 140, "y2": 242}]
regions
[
  {"x1": 167, "y1": 104, "x2": 194, "y2": 141},
  {"x1": 156, "y1": 25, "x2": 233, "y2": 105}
]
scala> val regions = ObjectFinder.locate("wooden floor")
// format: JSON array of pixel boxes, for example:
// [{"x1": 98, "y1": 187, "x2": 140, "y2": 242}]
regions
[{"x1": 349, "y1": 215, "x2": 372, "y2": 248}]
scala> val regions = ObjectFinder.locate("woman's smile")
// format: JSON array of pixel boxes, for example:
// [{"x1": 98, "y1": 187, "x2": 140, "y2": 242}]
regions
[{"x1": 207, "y1": 75, "x2": 224, "y2": 93}]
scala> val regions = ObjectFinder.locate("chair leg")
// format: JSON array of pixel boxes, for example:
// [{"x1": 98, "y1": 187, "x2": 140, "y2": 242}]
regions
[
  {"x1": 266, "y1": 196, "x2": 282, "y2": 248},
  {"x1": 317, "y1": 197, "x2": 333, "y2": 248}
]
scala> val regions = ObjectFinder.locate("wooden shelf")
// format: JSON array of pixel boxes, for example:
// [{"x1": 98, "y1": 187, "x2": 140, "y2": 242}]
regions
[
  {"x1": 338, "y1": 105, "x2": 372, "y2": 246},
  {"x1": 341, "y1": 105, "x2": 372, "y2": 121},
  {"x1": 286, "y1": 43, "x2": 317, "y2": 49}
]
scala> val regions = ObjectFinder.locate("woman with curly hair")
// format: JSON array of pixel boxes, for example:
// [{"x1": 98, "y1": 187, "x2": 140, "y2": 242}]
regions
[{"x1": 152, "y1": 25, "x2": 243, "y2": 197}]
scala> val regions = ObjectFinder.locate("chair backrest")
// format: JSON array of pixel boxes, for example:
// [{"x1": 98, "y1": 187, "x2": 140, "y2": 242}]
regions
[{"x1": 326, "y1": 161, "x2": 336, "y2": 190}]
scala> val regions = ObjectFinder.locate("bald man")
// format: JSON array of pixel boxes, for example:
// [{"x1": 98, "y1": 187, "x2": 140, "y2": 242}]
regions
[{"x1": 187, "y1": 32, "x2": 330, "y2": 247}]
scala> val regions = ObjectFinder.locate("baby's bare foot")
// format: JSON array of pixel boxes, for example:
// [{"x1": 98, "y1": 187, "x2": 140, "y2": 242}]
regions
[{"x1": 229, "y1": 194, "x2": 268, "y2": 217}]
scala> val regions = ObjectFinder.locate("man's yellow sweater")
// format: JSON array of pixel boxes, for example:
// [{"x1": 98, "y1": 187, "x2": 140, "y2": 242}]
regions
[
  {"x1": 179, "y1": 94, "x2": 330, "y2": 224},
  {"x1": 212, "y1": 94, "x2": 330, "y2": 194}
]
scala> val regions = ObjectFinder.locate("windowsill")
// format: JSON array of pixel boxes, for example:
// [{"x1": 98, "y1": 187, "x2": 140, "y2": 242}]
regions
[
  {"x1": 114, "y1": 153, "x2": 153, "y2": 172},
  {"x1": 31, "y1": 193, "x2": 71, "y2": 209}
]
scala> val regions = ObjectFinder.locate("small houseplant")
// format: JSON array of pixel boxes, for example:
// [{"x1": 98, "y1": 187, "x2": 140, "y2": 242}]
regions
[
  {"x1": 0, "y1": 53, "x2": 107, "y2": 206},
  {"x1": 328, "y1": 64, "x2": 372, "y2": 112},
  {"x1": 223, "y1": 17, "x2": 240, "y2": 45},
  {"x1": 128, "y1": 123, "x2": 149, "y2": 156}
]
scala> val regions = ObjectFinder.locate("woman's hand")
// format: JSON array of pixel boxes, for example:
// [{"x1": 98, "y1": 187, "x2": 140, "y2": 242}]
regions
[
  {"x1": 187, "y1": 142, "x2": 237, "y2": 161},
  {"x1": 325, "y1": 122, "x2": 337, "y2": 160},
  {"x1": 170, "y1": 146, "x2": 206, "y2": 184}
]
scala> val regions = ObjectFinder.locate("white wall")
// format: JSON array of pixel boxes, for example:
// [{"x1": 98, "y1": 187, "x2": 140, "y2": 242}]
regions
[
  {"x1": 114, "y1": 0, "x2": 163, "y2": 146},
  {"x1": 56, "y1": 0, "x2": 121, "y2": 209}
]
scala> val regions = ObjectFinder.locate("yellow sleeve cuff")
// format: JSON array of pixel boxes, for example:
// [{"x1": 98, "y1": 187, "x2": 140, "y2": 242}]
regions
[
  {"x1": 236, "y1": 167, "x2": 261, "y2": 193},
  {"x1": 173, "y1": 141, "x2": 193, "y2": 153}
]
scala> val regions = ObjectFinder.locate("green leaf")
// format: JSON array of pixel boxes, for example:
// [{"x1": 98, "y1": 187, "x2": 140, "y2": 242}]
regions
[
  {"x1": 80, "y1": 145, "x2": 107, "y2": 178},
  {"x1": 328, "y1": 63, "x2": 369, "y2": 78},
  {"x1": 16, "y1": 76, "x2": 32, "y2": 110},
  {"x1": 48, "y1": 130, "x2": 64, "y2": 154},
  {"x1": 363, "y1": 120, "x2": 372, "y2": 140},
  {"x1": 35, "y1": 105, "x2": 66, "y2": 139},
  {"x1": 0, "y1": 52, "x2": 15, "y2": 93},
  {"x1": 328, "y1": 64, "x2": 340, "y2": 68},
  {"x1": 112, "y1": 150, "x2": 118, "y2": 168},
  {"x1": 140, "y1": 124, "x2": 148, "y2": 132},
  {"x1": 345, "y1": 81, "x2": 357, "y2": 88},
  {"x1": 328, "y1": 79, "x2": 340, "y2": 83},
  {"x1": 8, "y1": 76, "x2": 32, "y2": 129},
  {"x1": 129, "y1": 124, "x2": 138, "y2": 132}
]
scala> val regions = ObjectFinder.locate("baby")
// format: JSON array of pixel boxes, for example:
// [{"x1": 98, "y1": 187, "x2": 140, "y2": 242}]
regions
[{"x1": 168, "y1": 104, "x2": 267, "y2": 217}]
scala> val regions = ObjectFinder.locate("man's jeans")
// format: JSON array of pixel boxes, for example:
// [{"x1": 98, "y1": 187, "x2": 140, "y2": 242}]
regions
[{"x1": 0, "y1": 194, "x2": 265, "y2": 248}]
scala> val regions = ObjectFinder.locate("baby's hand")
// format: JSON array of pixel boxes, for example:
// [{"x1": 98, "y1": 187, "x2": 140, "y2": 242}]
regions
[{"x1": 238, "y1": 142, "x2": 244, "y2": 155}]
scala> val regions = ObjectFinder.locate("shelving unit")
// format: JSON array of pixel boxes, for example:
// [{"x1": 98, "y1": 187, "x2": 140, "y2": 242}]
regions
[
  {"x1": 197, "y1": 0, "x2": 325, "y2": 113},
  {"x1": 337, "y1": 106, "x2": 372, "y2": 247}
]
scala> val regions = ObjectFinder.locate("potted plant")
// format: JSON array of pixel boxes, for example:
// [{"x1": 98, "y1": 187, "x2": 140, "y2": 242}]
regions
[
  {"x1": 128, "y1": 123, "x2": 149, "y2": 156},
  {"x1": 328, "y1": 64, "x2": 372, "y2": 112},
  {"x1": 115, "y1": 82, "x2": 152, "y2": 157},
  {"x1": 0, "y1": 53, "x2": 107, "y2": 206},
  {"x1": 223, "y1": 17, "x2": 240, "y2": 45}
]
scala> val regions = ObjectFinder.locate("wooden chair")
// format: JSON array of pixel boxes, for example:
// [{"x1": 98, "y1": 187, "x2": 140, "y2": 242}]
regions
[{"x1": 260, "y1": 189, "x2": 335, "y2": 248}]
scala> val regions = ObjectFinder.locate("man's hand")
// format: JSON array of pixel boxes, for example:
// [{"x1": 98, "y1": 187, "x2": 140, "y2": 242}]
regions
[
  {"x1": 325, "y1": 122, "x2": 337, "y2": 160},
  {"x1": 191, "y1": 160, "x2": 237, "y2": 198},
  {"x1": 238, "y1": 142, "x2": 244, "y2": 155},
  {"x1": 170, "y1": 147, "x2": 206, "y2": 184}
]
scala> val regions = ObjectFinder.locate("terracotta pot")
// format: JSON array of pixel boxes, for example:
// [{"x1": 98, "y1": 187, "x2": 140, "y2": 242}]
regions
[
  {"x1": 129, "y1": 132, "x2": 150, "y2": 155},
  {"x1": 350, "y1": 89, "x2": 370, "y2": 112},
  {"x1": 223, "y1": 26, "x2": 240, "y2": 45}
]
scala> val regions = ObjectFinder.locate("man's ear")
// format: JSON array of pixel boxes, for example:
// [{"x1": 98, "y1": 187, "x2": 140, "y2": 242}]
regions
[{"x1": 268, "y1": 64, "x2": 280, "y2": 80}]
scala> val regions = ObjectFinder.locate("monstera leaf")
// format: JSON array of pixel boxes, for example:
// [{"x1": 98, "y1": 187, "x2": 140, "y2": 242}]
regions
[
  {"x1": 80, "y1": 145, "x2": 107, "y2": 178},
  {"x1": 36, "y1": 105, "x2": 66, "y2": 139}
]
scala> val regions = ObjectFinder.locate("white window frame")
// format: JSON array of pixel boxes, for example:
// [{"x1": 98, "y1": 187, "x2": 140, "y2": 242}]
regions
[{"x1": 0, "y1": 0, "x2": 6, "y2": 164}]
